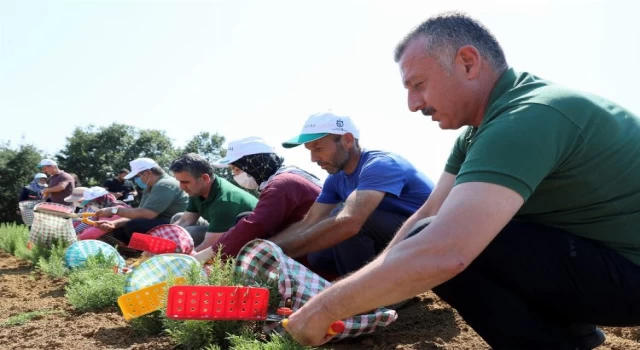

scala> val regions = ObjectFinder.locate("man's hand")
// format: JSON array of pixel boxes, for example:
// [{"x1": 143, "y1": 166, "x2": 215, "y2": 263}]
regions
[
  {"x1": 194, "y1": 233, "x2": 223, "y2": 252},
  {"x1": 114, "y1": 192, "x2": 123, "y2": 199},
  {"x1": 194, "y1": 247, "x2": 215, "y2": 263},
  {"x1": 95, "y1": 208, "x2": 115, "y2": 218},
  {"x1": 283, "y1": 301, "x2": 338, "y2": 346},
  {"x1": 96, "y1": 221, "x2": 115, "y2": 232}
]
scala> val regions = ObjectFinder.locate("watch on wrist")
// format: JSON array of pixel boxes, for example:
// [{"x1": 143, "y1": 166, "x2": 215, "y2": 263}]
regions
[{"x1": 111, "y1": 207, "x2": 118, "y2": 215}]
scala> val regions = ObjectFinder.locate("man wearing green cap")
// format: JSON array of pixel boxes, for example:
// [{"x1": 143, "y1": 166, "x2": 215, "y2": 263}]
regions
[{"x1": 271, "y1": 111, "x2": 434, "y2": 276}]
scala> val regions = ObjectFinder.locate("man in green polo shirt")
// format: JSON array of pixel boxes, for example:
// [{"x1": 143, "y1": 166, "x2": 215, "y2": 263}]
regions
[
  {"x1": 282, "y1": 12, "x2": 640, "y2": 349},
  {"x1": 170, "y1": 153, "x2": 257, "y2": 251}
]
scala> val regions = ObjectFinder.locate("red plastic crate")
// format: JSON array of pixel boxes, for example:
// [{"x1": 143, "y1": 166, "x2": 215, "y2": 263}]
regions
[
  {"x1": 127, "y1": 233, "x2": 177, "y2": 254},
  {"x1": 166, "y1": 286, "x2": 270, "y2": 320}
]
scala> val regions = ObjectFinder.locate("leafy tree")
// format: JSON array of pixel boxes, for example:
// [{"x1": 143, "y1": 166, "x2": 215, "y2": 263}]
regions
[
  {"x1": 0, "y1": 142, "x2": 43, "y2": 223},
  {"x1": 55, "y1": 123, "x2": 178, "y2": 186},
  {"x1": 183, "y1": 132, "x2": 234, "y2": 183}
]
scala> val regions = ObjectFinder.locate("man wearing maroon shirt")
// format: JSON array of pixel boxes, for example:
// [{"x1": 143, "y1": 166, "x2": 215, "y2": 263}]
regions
[
  {"x1": 37, "y1": 158, "x2": 75, "y2": 206},
  {"x1": 193, "y1": 137, "x2": 322, "y2": 262}
]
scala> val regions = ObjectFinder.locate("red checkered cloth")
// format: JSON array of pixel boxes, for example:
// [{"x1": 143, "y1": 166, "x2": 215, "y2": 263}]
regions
[
  {"x1": 146, "y1": 224, "x2": 195, "y2": 255},
  {"x1": 235, "y1": 239, "x2": 398, "y2": 341}
]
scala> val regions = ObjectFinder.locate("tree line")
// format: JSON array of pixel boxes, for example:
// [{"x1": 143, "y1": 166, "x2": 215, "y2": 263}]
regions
[{"x1": 0, "y1": 123, "x2": 235, "y2": 223}]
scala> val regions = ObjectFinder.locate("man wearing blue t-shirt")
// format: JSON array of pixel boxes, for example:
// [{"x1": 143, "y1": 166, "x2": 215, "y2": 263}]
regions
[{"x1": 271, "y1": 111, "x2": 434, "y2": 276}]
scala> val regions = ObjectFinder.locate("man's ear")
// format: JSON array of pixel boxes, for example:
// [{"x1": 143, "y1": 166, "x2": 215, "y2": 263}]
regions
[
  {"x1": 342, "y1": 133, "x2": 356, "y2": 148},
  {"x1": 456, "y1": 45, "x2": 482, "y2": 79}
]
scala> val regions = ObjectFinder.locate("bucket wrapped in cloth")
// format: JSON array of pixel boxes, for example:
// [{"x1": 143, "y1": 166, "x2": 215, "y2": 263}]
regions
[
  {"x1": 29, "y1": 202, "x2": 77, "y2": 246},
  {"x1": 19, "y1": 200, "x2": 40, "y2": 226},
  {"x1": 234, "y1": 239, "x2": 398, "y2": 341}
]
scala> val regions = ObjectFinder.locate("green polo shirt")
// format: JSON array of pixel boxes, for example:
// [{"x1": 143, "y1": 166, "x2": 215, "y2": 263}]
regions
[
  {"x1": 140, "y1": 173, "x2": 189, "y2": 222},
  {"x1": 185, "y1": 176, "x2": 258, "y2": 232},
  {"x1": 446, "y1": 68, "x2": 640, "y2": 265}
]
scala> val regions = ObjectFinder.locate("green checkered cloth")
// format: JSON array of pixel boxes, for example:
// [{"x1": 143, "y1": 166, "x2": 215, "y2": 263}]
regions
[
  {"x1": 235, "y1": 239, "x2": 398, "y2": 341},
  {"x1": 124, "y1": 254, "x2": 206, "y2": 293},
  {"x1": 29, "y1": 205, "x2": 77, "y2": 247},
  {"x1": 19, "y1": 200, "x2": 40, "y2": 226},
  {"x1": 64, "y1": 240, "x2": 125, "y2": 270}
]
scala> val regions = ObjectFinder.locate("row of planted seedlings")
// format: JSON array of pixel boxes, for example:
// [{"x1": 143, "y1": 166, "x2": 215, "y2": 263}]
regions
[{"x1": 0, "y1": 223, "x2": 310, "y2": 350}]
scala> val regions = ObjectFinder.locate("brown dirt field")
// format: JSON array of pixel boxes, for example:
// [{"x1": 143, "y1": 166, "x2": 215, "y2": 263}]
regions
[{"x1": 1, "y1": 250, "x2": 639, "y2": 350}]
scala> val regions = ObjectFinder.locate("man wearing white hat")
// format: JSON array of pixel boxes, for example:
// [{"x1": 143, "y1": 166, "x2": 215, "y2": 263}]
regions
[
  {"x1": 271, "y1": 111, "x2": 435, "y2": 276},
  {"x1": 37, "y1": 158, "x2": 75, "y2": 206},
  {"x1": 94, "y1": 157, "x2": 188, "y2": 244},
  {"x1": 169, "y1": 153, "x2": 258, "y2": 248}
]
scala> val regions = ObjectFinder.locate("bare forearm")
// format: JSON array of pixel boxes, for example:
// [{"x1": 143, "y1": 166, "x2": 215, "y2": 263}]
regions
[
  {"x1": 269, "y1": 220, "x2": 310, "y2": 247},
  {"x1": 47, "y1": 183, "x2": 67, "y2": 193},
  {"x1": 116, "y1": 207, "x2": 157, "y2": 220},
  {"x1": 278, "y1": 217, "x2": 357, "y2": 258}
]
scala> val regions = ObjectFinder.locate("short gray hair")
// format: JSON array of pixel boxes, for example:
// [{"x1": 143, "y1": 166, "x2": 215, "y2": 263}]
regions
[{"x1": 394, "y1": 11, "x2": 507, "y2": 72}]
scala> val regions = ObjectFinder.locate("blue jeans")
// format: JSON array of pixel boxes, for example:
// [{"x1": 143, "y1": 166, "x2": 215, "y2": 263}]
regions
[{"x1": 307, "y1": 208, "x2": 408, "y2": 276}]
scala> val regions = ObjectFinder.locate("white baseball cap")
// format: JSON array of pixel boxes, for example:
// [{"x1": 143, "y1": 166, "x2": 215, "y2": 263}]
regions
[
  {"x1": 123, "y1": 158, "x2": 158, "y2": 179},
  {"x1": 37, "y1": 159, "x2": 57, "y2": 168},
  {"x1": 213, "y1": 137, "x2": 275, "y2": 168},
  {"x1": 282, "y1": 112, "x2": 360, "y2": 148},
  {"x1": 81, "y1": 186, "x2": 109, "y2": 204},
  {"x1": 34, "y1": 173, "x2": 47, "y2": 180},
  {"x1": 64, "y1": 186, "x2": 89, "y2": 203}
]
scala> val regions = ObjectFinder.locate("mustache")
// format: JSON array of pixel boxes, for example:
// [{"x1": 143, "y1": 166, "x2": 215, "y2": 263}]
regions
[{"x1": 421, "y1": 107, "x2": 436, "y2": 116}]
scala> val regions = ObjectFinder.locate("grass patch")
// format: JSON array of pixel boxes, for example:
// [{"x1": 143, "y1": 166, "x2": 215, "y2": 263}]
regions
[
  {"x1": 65, "y1": 253, "x2": 126, "y2": 312},
  {"x1": 0, "y1": 309, "x2": 67, "y2": 328},
  {"x1": 0, "y1": 223, "x2": 29, "y2": 256}
]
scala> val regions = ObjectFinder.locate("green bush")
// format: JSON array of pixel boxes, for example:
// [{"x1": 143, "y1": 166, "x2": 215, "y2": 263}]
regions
[
  {"x1": 65, "y1": 253, "x2": 126, "y2": 312},
  {"x1": 226, "y1": 329, "x2": 313, "y2": 350},
  {"x1": 36, "y1": 242, "x2": 69, "y2": 278},
  {"x1": 0, "y1": 223, "x2": 29, "y2": 255}
]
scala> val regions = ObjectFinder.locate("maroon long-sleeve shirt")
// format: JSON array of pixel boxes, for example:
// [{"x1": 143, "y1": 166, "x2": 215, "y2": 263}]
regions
[{"x1": 214, "y1": 172, "x2": 321, "y2": 257}]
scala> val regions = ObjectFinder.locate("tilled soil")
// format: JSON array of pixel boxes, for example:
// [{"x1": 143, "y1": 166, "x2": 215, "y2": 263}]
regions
[{"x1": 1, "y1": 250, "x2": 638, "y2": 349}]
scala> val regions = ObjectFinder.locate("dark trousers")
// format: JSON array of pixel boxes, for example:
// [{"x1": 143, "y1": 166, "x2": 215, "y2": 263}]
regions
[
  {"x1": 406, "y1": 217, "x2": 640, "y2": 349},
  {"x1": 307, "y1": 208, "x2": 407, "y2": 276},
  {"x1": 111, "y1": 218, "x2": 168, "y2": 244}
]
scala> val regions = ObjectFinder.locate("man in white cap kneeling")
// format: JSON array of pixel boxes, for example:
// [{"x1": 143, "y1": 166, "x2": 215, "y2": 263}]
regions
[{"x1": 94, "y1": 157, "x2": 188, "y2": 245}]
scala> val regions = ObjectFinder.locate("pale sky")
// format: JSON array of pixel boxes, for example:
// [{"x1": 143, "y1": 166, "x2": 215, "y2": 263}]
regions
[{"x1": 1, "y1": 0, "x2": 639, "y2": 182}]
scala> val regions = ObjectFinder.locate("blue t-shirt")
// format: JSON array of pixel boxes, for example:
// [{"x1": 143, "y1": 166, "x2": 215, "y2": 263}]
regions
[{"x1": 316, "y1": 150, "x2": 434, "y2": 216}]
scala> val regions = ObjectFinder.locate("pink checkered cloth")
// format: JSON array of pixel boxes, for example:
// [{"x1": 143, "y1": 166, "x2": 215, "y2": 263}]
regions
[
  {"x1": 235, "y1": 239, "x2": 398, "y2": 341},
  {"x1": 146, "y1": 224, "x2": 195, "y2": 255}
]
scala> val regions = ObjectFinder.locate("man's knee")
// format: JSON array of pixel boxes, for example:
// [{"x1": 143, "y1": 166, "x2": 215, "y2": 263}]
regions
[{"x1": 170, "y1": 212, "x2": 208, "y2": 226}]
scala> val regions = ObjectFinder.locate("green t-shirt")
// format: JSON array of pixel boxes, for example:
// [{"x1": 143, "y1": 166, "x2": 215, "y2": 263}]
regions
[
  {"x1": 446, "y1": 68, "x2": 640, "y2": 265},
  {"x1": 139, "y1": 173, "x2": 189, "y2": 222},
  {"x1": 186, "y1": 176, "x2": 258, "y2": 232}
]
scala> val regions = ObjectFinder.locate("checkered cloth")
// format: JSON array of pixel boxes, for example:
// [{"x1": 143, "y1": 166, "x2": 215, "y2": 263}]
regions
[
  {"x1": 146, "y1": 224, "x2": 195, "y2": 255},
  {"x1": 29, "y1": 203, "x2": 77, "y2": 246},
  {"x1": 64, "y1": 239, "x2": 125, "y2": 270},
  {"x1": 235, "y1": 239, "x2": 398, "y2": 340},
  {"x1": 18, "y1": 200, "x2": 41, "y2": 226},
  {"x1": 124, "y1": 254, "x2": 206, "y2": 293}
]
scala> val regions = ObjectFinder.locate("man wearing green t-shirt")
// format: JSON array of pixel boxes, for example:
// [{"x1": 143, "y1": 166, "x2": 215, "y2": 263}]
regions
[
  {"x1": 169, "y1": 153, "x2": 258, "y2": 251},
  {"x1": 283, "y1": 12, "x2": 640, "y2": 349},
  {"x1": 94, "y1": 157, "x2": 189, "y2": 245}
]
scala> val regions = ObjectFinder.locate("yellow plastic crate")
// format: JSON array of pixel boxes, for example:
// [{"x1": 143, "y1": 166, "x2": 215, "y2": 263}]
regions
[{"x1": 117, "y1": 276, "x2": 187, "y2": 321}]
